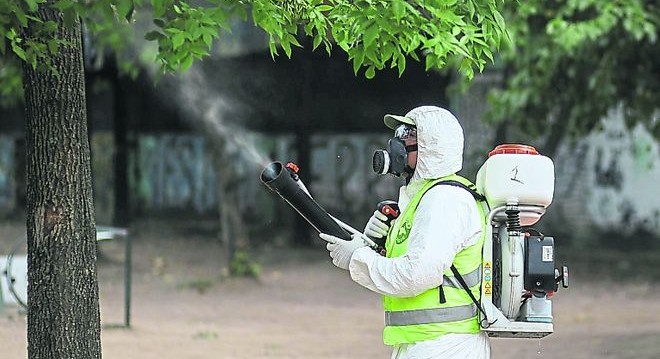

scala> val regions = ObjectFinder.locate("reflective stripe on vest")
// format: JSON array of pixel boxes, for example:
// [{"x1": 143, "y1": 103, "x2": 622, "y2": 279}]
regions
[
  {"x1": 442, "y1": 265, "x2": 481, "y2": 289},
  {"x1": 386, "y1": 303, "x2": 478, "y2": 326}
]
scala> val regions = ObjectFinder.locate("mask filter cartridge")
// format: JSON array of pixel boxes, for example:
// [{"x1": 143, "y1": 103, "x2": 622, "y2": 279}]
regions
[
  {"x1": 372, "y1": 150, "x2": 390, "y2": 175},
  {"x1": 372, "y1": 138, "x2": 409, "y2": 177}
]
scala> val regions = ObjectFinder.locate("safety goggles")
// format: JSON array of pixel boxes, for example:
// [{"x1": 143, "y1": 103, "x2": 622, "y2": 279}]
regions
[{"x1": 393, "y1": 124, "x2": 417, "y2": 140}]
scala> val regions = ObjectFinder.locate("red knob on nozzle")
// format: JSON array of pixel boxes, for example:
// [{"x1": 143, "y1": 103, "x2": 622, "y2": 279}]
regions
[{"x1": 285, "y1": 162, "x2": 300, "y2": 173}]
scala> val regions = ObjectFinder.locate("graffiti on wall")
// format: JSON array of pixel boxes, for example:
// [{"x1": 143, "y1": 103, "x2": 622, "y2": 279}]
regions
[
  {"x1": 132, "y1": 134, "x2": 217, "y2": 213},
  {"x1": 548, "y1": 107, "x2": 660, "y2": 241},
  {"x1": 309, "y1": 135, "x2": 401, "y2": 223},
  {"x1": 129, "y1": 133, "x2": 401, "y2": 229},
  {"x1": 585, "y1": 109, "x2": 660, "y2": 234}
]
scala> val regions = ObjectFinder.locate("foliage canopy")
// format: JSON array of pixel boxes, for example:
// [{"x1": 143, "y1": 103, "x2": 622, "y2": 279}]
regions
[
  {"x1": 1, "y1": 0, "x2": 507, "y2": 105},
  {"x1": 487, "y1": 0, "x2": 659, "y2": 154}
]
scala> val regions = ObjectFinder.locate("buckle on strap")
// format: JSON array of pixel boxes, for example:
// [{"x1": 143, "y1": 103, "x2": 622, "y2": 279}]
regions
[{"x1": 385, "y1": 304, "x2": 478, "y2": 326}]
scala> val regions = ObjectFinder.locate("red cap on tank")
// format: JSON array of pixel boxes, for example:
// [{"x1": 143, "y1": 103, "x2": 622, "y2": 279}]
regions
[{"x1": 488, "y1": 144, "x2": 539, "y2": 157}]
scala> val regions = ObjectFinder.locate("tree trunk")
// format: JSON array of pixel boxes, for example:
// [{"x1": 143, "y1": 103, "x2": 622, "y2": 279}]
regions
[{"x1": 22, "y1": 4, "x2": 102, "y2": 359}]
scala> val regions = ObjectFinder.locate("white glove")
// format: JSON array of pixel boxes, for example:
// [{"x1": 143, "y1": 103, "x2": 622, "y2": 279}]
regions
[
  {"x1": 319, "y1": 233, "x2": 367, "y2": 270},
  {"x1": 363, "y1": 210, "x2": 390, "y2": 239}
]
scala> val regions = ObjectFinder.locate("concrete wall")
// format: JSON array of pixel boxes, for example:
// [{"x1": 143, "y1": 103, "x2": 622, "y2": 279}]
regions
[{"x1": 2, "y1": 105, "x2": 659, "y2": 245}]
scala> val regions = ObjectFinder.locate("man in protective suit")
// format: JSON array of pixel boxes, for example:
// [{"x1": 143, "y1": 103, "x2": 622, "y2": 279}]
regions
[{"x1": 320, "y1": 105, "x2": 491, "y2": 358}]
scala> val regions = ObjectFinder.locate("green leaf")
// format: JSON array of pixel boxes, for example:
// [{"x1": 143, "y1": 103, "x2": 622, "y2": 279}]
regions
[
  {"x1": 25, "y1": 15, "x2": 43, "y2": 23},
  {"x1": 144, "y1": 31, "x2": 163, "y2": 41},
  {"x1": 25, "y1": 0, "x2": 39, "y2": 11},
  {"x1": 53, "y1": 0, "x2": 75, "y2": 11},
  {"x1": 47, "y1": 39, "x2": 58, "y2": 53},
  {"x1": 287, "y1": 33, "x2": 301, "y2": 47},
  {"x1": 424, "y1": 53, "x2": 436, "y2": 71},
  {"x1": 312, "y1": 34, "x2": 322, "y2": 50},
  {"x1": 352, "y1": 47, "x2": 365, "y2": 75},
  {"x1": 392, "y1": 0, "x2": 405, "y2": 21},
  {"x1": 493, "y1": 10, "x2": 506, "y2": 31},
  {"x1": 365, "y1": 48, "x2": 379, "y2": 64},
  {"x1": 153, "y1": 18, "x2": 166, "y2": 28},
  {"x1": 316, "y1": 5, "x2": 332, "y2": 12},
  {"x1": 281, "y1": 38, "x2": 292, "y2": 57},
  {"x1": 324, "y1": 41, "x2": 331, "y2": 56},
  {"x1": 397, "y1": 53, "x2": 406, "y2": 77},
  {"x1": 483, "y1": 47, "x2": 494, "y2": 63},
  {"x1": 15, "y1": 9, "x2": 28, "y2": 27},
  {"x1": 352, "y1": 54, "x2": 361, "y2": 75},
  {"x1": 202, "y1": 33, "x2": 213, "y2": 47},
  {"x1": 29, "y1": 53, "x2": 37, "y2": 69},
  {"x1": 181, "y1": 55, "x2": 193, "y2": 71},
  {"x1": 12, "y1": 45, "x2": 26, "y2": 61},
  {"x1": 44, "y1": 20, "x2": 57, "y2": 32},
  {"x1": 363, "y1": 23, "x2": 378, "y2": 48},
  {"x1": 365, "y1": 66, "x2": 375, "y2": 79},
  {"x1": 172, "y1": 32, "x2": 185, "y2": 49},
  {"x1": 268, "y1": 40, "x2": 278, "y2": 60},
  {"x1": 117, "y1": 0, "x2": 135, "y2": 21},
  {"x1": 151, "y1": 0, "x2": 167, "y2": 17}
]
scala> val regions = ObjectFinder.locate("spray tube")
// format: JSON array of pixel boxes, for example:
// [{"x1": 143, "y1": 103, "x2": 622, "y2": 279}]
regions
[
  {"x1": 261, "y1": 161, "x2": 386, "y2": 253},
  {"x1": 261, "y1": 161, "x2": 352, "y2": 241}
]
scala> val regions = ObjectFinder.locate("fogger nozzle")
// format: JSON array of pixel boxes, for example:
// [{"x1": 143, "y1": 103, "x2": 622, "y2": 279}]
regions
[{"x1": 260, "y1": 161, "x2": 351, "y2": 241}]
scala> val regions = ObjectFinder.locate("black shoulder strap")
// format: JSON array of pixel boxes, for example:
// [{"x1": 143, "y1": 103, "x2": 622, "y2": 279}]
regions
[
  {"x1": 430, "y1": 179, "x2": 487, "y2": 202},
  {"x1": 431, "y1": 179, "x2": 489, "y2": 323}
]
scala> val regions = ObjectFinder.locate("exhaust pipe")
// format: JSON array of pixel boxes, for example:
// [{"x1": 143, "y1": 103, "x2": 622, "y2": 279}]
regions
[{"x1": 260, "y1": 161, "x2": 352, "y2": 241}]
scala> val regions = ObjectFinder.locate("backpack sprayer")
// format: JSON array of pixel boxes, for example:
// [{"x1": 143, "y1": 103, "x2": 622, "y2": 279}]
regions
[
  {"x1": 476, "y1": 144, "x2": 568, "y2": 338},
  {"x1": 260, "y1": 144, "x2": 569, "y2": 339}
]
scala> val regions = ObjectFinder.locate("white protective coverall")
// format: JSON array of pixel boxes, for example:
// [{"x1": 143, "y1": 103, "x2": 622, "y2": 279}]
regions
[{"x1": 349, "y1": 106, "x2": 491, "y2": 359}]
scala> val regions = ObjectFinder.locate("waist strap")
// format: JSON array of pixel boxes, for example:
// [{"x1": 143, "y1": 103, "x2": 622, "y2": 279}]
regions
[{"x1": 385, "y1": 304, "x2": 478, "y2": 326}]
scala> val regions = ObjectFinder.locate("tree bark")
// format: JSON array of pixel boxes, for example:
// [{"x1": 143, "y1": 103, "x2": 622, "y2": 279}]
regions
[{"x1": 22, "y1": 4, "x2": 102, "y2": 359}]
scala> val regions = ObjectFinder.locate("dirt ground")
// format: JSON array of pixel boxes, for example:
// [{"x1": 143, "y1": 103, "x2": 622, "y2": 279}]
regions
[{"x1": 2, "y1": 219, "x2": 660, "y2": 359}]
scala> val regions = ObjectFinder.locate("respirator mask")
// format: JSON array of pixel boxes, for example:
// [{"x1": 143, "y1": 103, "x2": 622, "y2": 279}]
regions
[{"x1": 372, "y1": 124, "x2": 418, "y2": 177}]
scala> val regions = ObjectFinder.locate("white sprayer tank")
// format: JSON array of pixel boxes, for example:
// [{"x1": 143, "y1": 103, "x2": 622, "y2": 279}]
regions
[{"x1": 476, "y1": 144, "x2": 555, "y2": 226}]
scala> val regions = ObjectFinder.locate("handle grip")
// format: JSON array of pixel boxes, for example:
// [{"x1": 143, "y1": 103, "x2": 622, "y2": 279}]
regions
[{"x1": 377, "y1": 200, "x2": 400, "y2": 226}]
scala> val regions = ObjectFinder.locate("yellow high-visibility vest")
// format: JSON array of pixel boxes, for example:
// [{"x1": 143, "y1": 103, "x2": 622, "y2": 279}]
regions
[{"x1": 382, "y1": 174, "x2": 488, "y2": 346}]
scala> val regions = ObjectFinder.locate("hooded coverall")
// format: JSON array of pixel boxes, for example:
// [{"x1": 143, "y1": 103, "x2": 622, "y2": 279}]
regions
[{"x1": 349, "y1": 106, "x2": 491, "y2": 358}]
